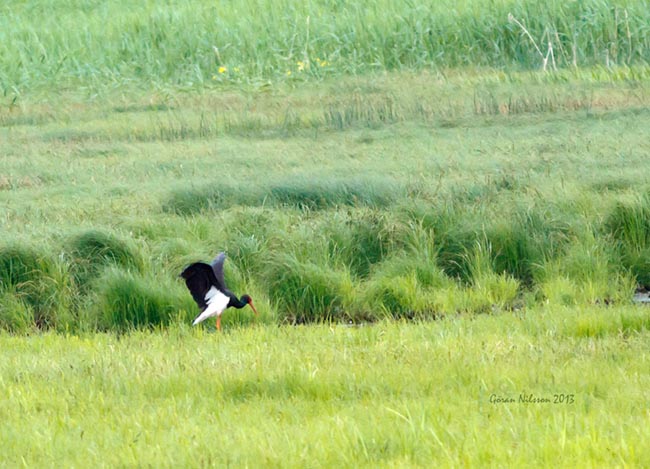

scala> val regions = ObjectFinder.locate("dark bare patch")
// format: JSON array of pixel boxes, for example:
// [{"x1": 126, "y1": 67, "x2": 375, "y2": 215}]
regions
[{"x1": 113, "y1": 103, "x2": 175, "y2": 113}]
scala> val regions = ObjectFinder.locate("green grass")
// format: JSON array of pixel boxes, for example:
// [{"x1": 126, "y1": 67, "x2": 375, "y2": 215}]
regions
[
  {"x1": 3, "y1": 1, "x2": 650, "y2": 465},
  {"x1": 3, "y1": 0, "x2": 650, "y2": 94},
  {"x1": 605, "y1": 194, "x2": 650, "y2": 288},
  {"x1": 1, "y1": 308, "x2": 649, "y2": 466},
  {"x1": 2, "y1": 69, "x2": 650, "y2": 330},
  {"x1": 65, "y1": 229, "x2": 145, "y2": 289},
  {"x1": 163, "y1": 176, "x2": 400, "y2": 215}
]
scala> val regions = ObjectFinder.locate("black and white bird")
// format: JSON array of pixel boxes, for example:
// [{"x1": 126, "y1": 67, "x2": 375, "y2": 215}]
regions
[{"x1": 180, "y1": 252, "x2": 258, "y2": 331}]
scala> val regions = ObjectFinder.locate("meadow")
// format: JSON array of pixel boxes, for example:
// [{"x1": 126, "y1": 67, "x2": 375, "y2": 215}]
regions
[
  {"x1": 3, "y1": 71, "x2": 650, "y2": 331},
  {"x1": 2, "y1": 0, "x2": 650, "y2": 465},
  {"x1": 2, "y1": 310, "x2": 650, "y2": 467},
  {"x1": 3, "y1": 0, "x2": 650, "y2": 92}
]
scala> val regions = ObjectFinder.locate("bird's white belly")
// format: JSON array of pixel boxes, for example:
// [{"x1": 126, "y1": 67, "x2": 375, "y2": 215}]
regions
[{"x1": 192, "y1": 287, "x2": 230, "y2": 325}]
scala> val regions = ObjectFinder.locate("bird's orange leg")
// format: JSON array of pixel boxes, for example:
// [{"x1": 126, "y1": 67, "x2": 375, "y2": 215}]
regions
[{"x1": 216, "y1": 315, "x2": 221, "y2": 332}]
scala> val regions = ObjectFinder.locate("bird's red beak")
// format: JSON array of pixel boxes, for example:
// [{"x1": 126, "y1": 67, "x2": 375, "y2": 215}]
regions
[{"x1": 249, "y1": 300, "x2": 259, "y2": 316}]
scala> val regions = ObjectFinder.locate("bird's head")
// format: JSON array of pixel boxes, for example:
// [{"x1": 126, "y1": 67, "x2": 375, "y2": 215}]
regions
[{"x1": 241, "y1": 294, "x2": 258, "y2": 316}]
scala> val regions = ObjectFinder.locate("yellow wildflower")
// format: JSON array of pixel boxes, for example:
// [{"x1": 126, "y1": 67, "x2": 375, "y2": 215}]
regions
[
  {"x1": 218, "y1": 66, "x2": 227, "y2": 74},
  {"x1": 286, "y1": 70, "x2": 292, "y2": 76},
  {"x1": 297, "y1": 60, "x2": 305, "y2": 72}
]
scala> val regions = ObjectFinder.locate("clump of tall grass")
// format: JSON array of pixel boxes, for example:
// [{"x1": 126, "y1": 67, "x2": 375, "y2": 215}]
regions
[
  {"x1": 361, "y1": 273, "x2": 429, "y2": 319},
  {"x1": 486, "y1": 207, "x2": 571, "y2": 285},
  {"x1": 92, "y1": 268, "x2": 194, "y2": 331},
  {"x1": 216, "y1": 207, "x2": 298, "y2": 279},
  {"x1": 263, "y1": 253, "x2": 355, "y2": 324},
  {"x1": 361, "y1": 257, "x2": 454, "y2": 319},
  {"x1": 0, "y1": 243, "x2": 73, "y2": 330},
  {"x1": 326, "y1": 210, "x2": 399, "y2": 278},
  {"x1": 223, "y1": 231, "x2": 267, "y2": 280},
  {"x1": 357, "y1": 224, "x2": 454, "y2": 318},
  {"x1": 370, "y1": 223, "x2": 448, "y2": 290},
  {"x1": 604, "y1": 195, "x2": 650, "y2": 287},
  {"x1": 403, "y1": 198, "x2": 573, "y2": 287},
  {"x1": 268, "y1": 177, "x2": 398, "y2": 210},
  {"x1": 357, "y1": 228, "x2": 521, "y2": 317},
  {"x1": 0, "y1": 291, "x2": 33, "y2": 333},
  {"x1": 462, "y1": 240, "x2": 520, "y2": 313},
  {"x1": 163, "y1": 177, "x2": 400, "y2": 215},
  {"x1": 0, "y1": 244, "x2": 46, "y2": 287},
  {"x1": 66, "y1": 230, "x2": 144, "y2": 289},
  {"x1": 604, "y1": 196, "x2": 650, "y2": 248},
  {"x1": 536, "y1": 230, "x2": 635, "y2": 305},
  {"x1": 162, "y1": 184, "x2": 259, "y2": 215},
  {"x1": 400, "y1": 199, "x2": 477, "y2": 282}
]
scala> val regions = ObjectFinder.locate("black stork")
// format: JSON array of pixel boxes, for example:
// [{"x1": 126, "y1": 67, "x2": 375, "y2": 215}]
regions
[{"x1": 180, "y1": 252, "x2": 258, "y2": 331}]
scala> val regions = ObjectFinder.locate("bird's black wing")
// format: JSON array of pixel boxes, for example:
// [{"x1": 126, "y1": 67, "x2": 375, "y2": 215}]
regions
[
  {"x1": 180, "y1": 262, "x2": 220, "y2": 310},
  {"x1": 210, "y1": 252, "x2": 228, "y2": 290}
]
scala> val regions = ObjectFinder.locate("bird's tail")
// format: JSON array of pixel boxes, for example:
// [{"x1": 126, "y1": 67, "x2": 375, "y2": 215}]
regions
[{"x1": 192, "y1": 311, "x2": 210, "y2": 326}]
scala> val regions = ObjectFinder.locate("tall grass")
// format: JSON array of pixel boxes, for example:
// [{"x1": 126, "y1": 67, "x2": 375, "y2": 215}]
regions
[
  {"x1": 0, "y1": 244, "x2": 73, "y2": 331},
  {"x1": 605, "y1": 194, "x2": 650, "y2": 287},
  {"x1": 65, "y1": 229, "x2": 145, "y2": 289},
  {"x1": 3, "y1": 184, "x2": 649, "y2": 332},
  {"x1": 2, "y1": 52, "x2": 650, "y2": 331},
  {"x1": 263, "y1": 253, "x2": 356, "y2": 323},
  {"x1": 3, "y1": 0, "x2": 650, "y2": 93},
  {"x1": 326, "y1": 210, "x2": 399, "y2": 278},
  {"x1": 162, "y1": 176, "x2": 400, "y2": 215},
  {"x1": 91, "y1": 268, "x2": 194, "y2": 331}
]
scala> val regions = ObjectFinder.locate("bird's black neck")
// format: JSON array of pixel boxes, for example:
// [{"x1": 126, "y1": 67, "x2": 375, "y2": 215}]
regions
[{"x1": 228, "y1": 294, "x2": 249, "y2": 309}]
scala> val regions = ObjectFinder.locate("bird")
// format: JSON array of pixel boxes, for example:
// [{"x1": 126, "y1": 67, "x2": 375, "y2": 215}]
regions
[{"x1": 179, "y1": 252, "x2": 258, "y2": 331}]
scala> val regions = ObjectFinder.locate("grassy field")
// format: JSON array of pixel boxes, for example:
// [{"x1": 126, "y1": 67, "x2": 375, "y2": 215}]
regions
[
  {"x1": 3, "y1": 0, "x2": 650, "y2": 93},
  {"x1": 2, "y1": 307, "x2": 650, "y2": 466},
  {"x1": 3, "y1": 71, "x2": 650, "y2": 331},
  {"x1": 3, "y1": 0, "x2": 650, "y2": 465}
]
